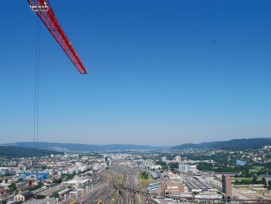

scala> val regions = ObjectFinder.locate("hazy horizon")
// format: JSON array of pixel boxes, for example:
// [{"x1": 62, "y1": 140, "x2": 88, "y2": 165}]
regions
[{"x1": 2, "y1": 136, "x2": 270, "y2": 147}]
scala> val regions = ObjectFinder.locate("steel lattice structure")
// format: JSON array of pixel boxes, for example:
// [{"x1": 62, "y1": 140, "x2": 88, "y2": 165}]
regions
[{"x1": 27, "y1": 0, "x2": 87, "y2": 74}]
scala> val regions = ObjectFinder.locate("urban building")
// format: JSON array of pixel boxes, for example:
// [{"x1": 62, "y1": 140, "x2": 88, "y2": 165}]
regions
[
  {"x1": 167, "y1": 171, "x2": 182, "y2": 182},
  {"x1": 179, "y1": 163, "x2": 189, "y2": 173},
  {"x1": 236, "y1": 160, "x2": 246, "y2": 166},
  {"x1": 175, "y1": 156, "x2": 182, "y2": 162},
  {"x1": 164, "y1": 182, "x2": 185, "y2": 196},
  {"x1": 19, "y1": 172, "x2": 49, "y2": 181},
  {"x1": 222, "y1": 175, "x2": 232, "y2": 201},
  {"x1": 150, "y1": 172, "x2": 159, "y2": 179},
  {"x1": 14, "y1": 191, "x2": 33, "y2": 202}
]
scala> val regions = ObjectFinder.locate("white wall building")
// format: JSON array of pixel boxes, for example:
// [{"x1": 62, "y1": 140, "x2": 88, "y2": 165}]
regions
[
  {"x1": 151, "y1": 165, "x2": 162, "y2": 170},
  {"x1": 175, "y1": 156, "x2": 182, "y2": 162},
  {"x1": 179, "y1": 164, "x2": 189, "y2": 173}
]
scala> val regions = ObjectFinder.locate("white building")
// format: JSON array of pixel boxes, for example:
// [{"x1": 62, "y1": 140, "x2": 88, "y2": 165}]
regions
[
  {"x1": 151, "y1": 165, "x2": 162, "y2": 170},
  {"x1": 179, "y1": 164, "x2": 189, "y2": 173},
  {"x1": 175, "y1": 156, "x2": 182, "y2": 162},
  {"x1": 179, "y1": 163, "x2": 199, "y2": 174},
  {"x1": 188, "y1": 165, "x2": 199, "y2": 173}
]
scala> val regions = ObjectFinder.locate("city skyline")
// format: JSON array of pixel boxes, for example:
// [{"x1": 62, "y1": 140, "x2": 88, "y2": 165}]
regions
[{"x1": 1, "y1": 0, "x2": 271, "y2": 146}]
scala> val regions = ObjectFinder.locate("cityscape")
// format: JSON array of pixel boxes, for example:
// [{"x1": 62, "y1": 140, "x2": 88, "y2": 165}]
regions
[{"x1": 0, "y1": 140, "x2": 271, "y2": 203}]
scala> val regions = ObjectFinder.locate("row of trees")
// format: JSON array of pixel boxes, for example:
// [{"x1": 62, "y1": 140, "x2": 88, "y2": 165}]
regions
[{"x1": 233, "y1": 177, "x2": 266, "y2": 185}]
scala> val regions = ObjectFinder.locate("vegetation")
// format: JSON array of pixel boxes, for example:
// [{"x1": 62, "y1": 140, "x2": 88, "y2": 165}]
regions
[
  {"x1": 110, "y1": 192, "x2": 119, "y2": 204},
  {"x1": 140, "y1": 172, "x2": 149, "y2": 180},
  {"x1": 53, "y1": 178, "x2": 62, "y2": 184},
  {"x1": 155, "y1": 161, "x2": 166, "y2": 167},
  {"x1": 8, "y1": 182, "x2": 17, "y2": 192},
  {"x1": 197, "y1": 160, "x2": 269, "y2": 178},
  {"x1": 268, "y1": 180, "x2": 271, "y2": 190},
  {"x1": 62, "y1": 173, "x2": 75, "y2": 180},
  {"x1": 28, "y1": 184, "x2": 42, "y2": 191},
  {"x1": 0, "y1": 146, "x2": 58, "y2": 158},
  {"x1": 139, "y1": 173, "x2": 153, "y2": 186},
  {"x1": 117, "y1": 175, "x2": 124, "y2": 185},
  {"x1": 3, "y1": 142, "x2": 167, "y2": 152},
  {"x1": 168, "y1": 162, "x2": 179, "y2": 170},
  {"x1": 53, "y1": 192, "x2": 60, "y2": 198},
  {"x1": 233, "y1": 177, "x2": 265, "y2": 185},
  {"x1": 172, "y1": 138, "x2": 271, "y2": 151},
  {"x1": 36, "y1": 195, "x2": 46, "y2": 199},
  {"x1": 41, "y1": 166, "x2": 47, "y2": 170}
]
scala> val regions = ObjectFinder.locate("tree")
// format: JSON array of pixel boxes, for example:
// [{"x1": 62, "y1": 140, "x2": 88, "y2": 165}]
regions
[
  {"x1": 168, "y1": 162, "x2": 179, "y2": 170},
  {"x1": 140, "y1": 172, "x2": 149, "y2": 180},
  {"x1": 268, "y1": 180, "x2": 271, "y2": 190},
  {"x1": 262, "y1": 177, "x2": 267, "y2": 188},
  {"x1": 41, "y1": 166, "x2": 47, "y2": 170},
  {"x1": 36, "y1": 195, "x2": 46, "y2": 199},
  {"x1": 53, "y1": 178, "x2": 62, "y2": 184},
  {"x1": 53, "y1": 192, "x2": 60, "y2": 198},
  {"x1": 252, "y1": 176, "x2": 257, "y2": 184},
  {"x1": 155, "y1": 161, "x2": 167, "y2": 167},
  {"x1": 8, "y1": 183, "x2": 17, "y2": 192}
]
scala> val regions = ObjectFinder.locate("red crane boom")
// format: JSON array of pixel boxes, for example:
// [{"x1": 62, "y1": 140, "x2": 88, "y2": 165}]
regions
[{"x1": 27, "y1": 0, "x2": 87, "y2": 74}]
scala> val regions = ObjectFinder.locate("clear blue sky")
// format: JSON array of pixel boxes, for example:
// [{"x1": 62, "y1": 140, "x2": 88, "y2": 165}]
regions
[{"x1": 0, "y1": 0, "x2": 271, "y2": 146}]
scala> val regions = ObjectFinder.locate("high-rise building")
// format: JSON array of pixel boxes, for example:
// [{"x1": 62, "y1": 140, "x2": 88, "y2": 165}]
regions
[
  {"x1": 222, "y1": 175, "x2": 232, "y2": 201},
  {"x1": 175, "y1": 155, "x2": 182, "y2": 162},
  {"x1": 161, "y1": 177, "x2": 165, "y2": 196},
  {"x1": 179, "y1": 163, "x2": 189, "y2": 173}
]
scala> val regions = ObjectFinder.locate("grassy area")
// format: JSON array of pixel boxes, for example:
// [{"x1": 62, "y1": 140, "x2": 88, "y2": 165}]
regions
[
  {"x1": 138, "y1": 173, "x2": 153, "y2": 186},
  {"x1": 110, "y1": 192, "x2": 119, "y2": 204},
  {"x1": 117, "y1": 174, "x2": 124, "y2": 185},
  {"x1": 253, "y1": 166, "x2": 265, "y2": 170},
  {"x1": 233, "y1": 185, "x2": 250, "y2": 188},
  {"x1": 232, "y1": 177, "x2": 251, "y2": 180},
  {"x1": 104, "y1": 172, "x2": 113, "y2": 179},
  {"x1": 139, "y1": 172, "x2": 148, "y2": 179}
]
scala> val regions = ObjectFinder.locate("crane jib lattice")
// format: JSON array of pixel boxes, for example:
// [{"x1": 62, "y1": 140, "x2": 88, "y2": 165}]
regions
[{"x1": 27, "y1": 0, "x2": 87, "y2": 74}]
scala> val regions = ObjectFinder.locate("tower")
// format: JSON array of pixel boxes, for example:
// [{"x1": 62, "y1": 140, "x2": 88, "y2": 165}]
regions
[{"x1": 222, "y1": 175, "x2": 232, "y2": 201}]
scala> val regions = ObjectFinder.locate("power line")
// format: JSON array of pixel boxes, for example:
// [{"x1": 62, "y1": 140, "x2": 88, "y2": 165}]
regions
[{"x1": 33, "y1": 15, "x2": 41, "y2": 157}]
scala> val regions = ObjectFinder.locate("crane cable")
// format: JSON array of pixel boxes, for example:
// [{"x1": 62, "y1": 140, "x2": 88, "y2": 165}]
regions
[{"x1": 33, "y1": 15, "x2": 41, "y2": 157}]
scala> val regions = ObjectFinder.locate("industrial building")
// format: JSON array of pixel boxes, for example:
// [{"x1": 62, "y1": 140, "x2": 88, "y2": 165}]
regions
[{"x1": 19, "y1": 172, "x2": 49, "y2": 181}]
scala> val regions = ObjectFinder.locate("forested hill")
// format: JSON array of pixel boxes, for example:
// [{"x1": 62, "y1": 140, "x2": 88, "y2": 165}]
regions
[
  {"x1": 2, "y1": 142, "x2": 169, "y2": 152},
  {"x1": 172, "y1": 138, "x2": 271, "y2": 151},
  {"x1": 0, "y1": 146, "x2": 60, "y2": 158}
]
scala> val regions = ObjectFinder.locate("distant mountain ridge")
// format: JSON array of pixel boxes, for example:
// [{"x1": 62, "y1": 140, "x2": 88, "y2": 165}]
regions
[
  {"x1": 2, "y1": 142, "x2": 169, "y2": 152},
  {"x1": 3, "y1": 138, "x2": 270, "y2": 152},
  {"x1": 172, "y1": 138, "x2": 271, "y2": 150}
]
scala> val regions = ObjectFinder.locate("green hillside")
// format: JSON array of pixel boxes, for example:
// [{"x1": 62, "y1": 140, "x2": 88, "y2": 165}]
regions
[{"x1": 0, "y1": 146, "x2": 60, "y2": 158}]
